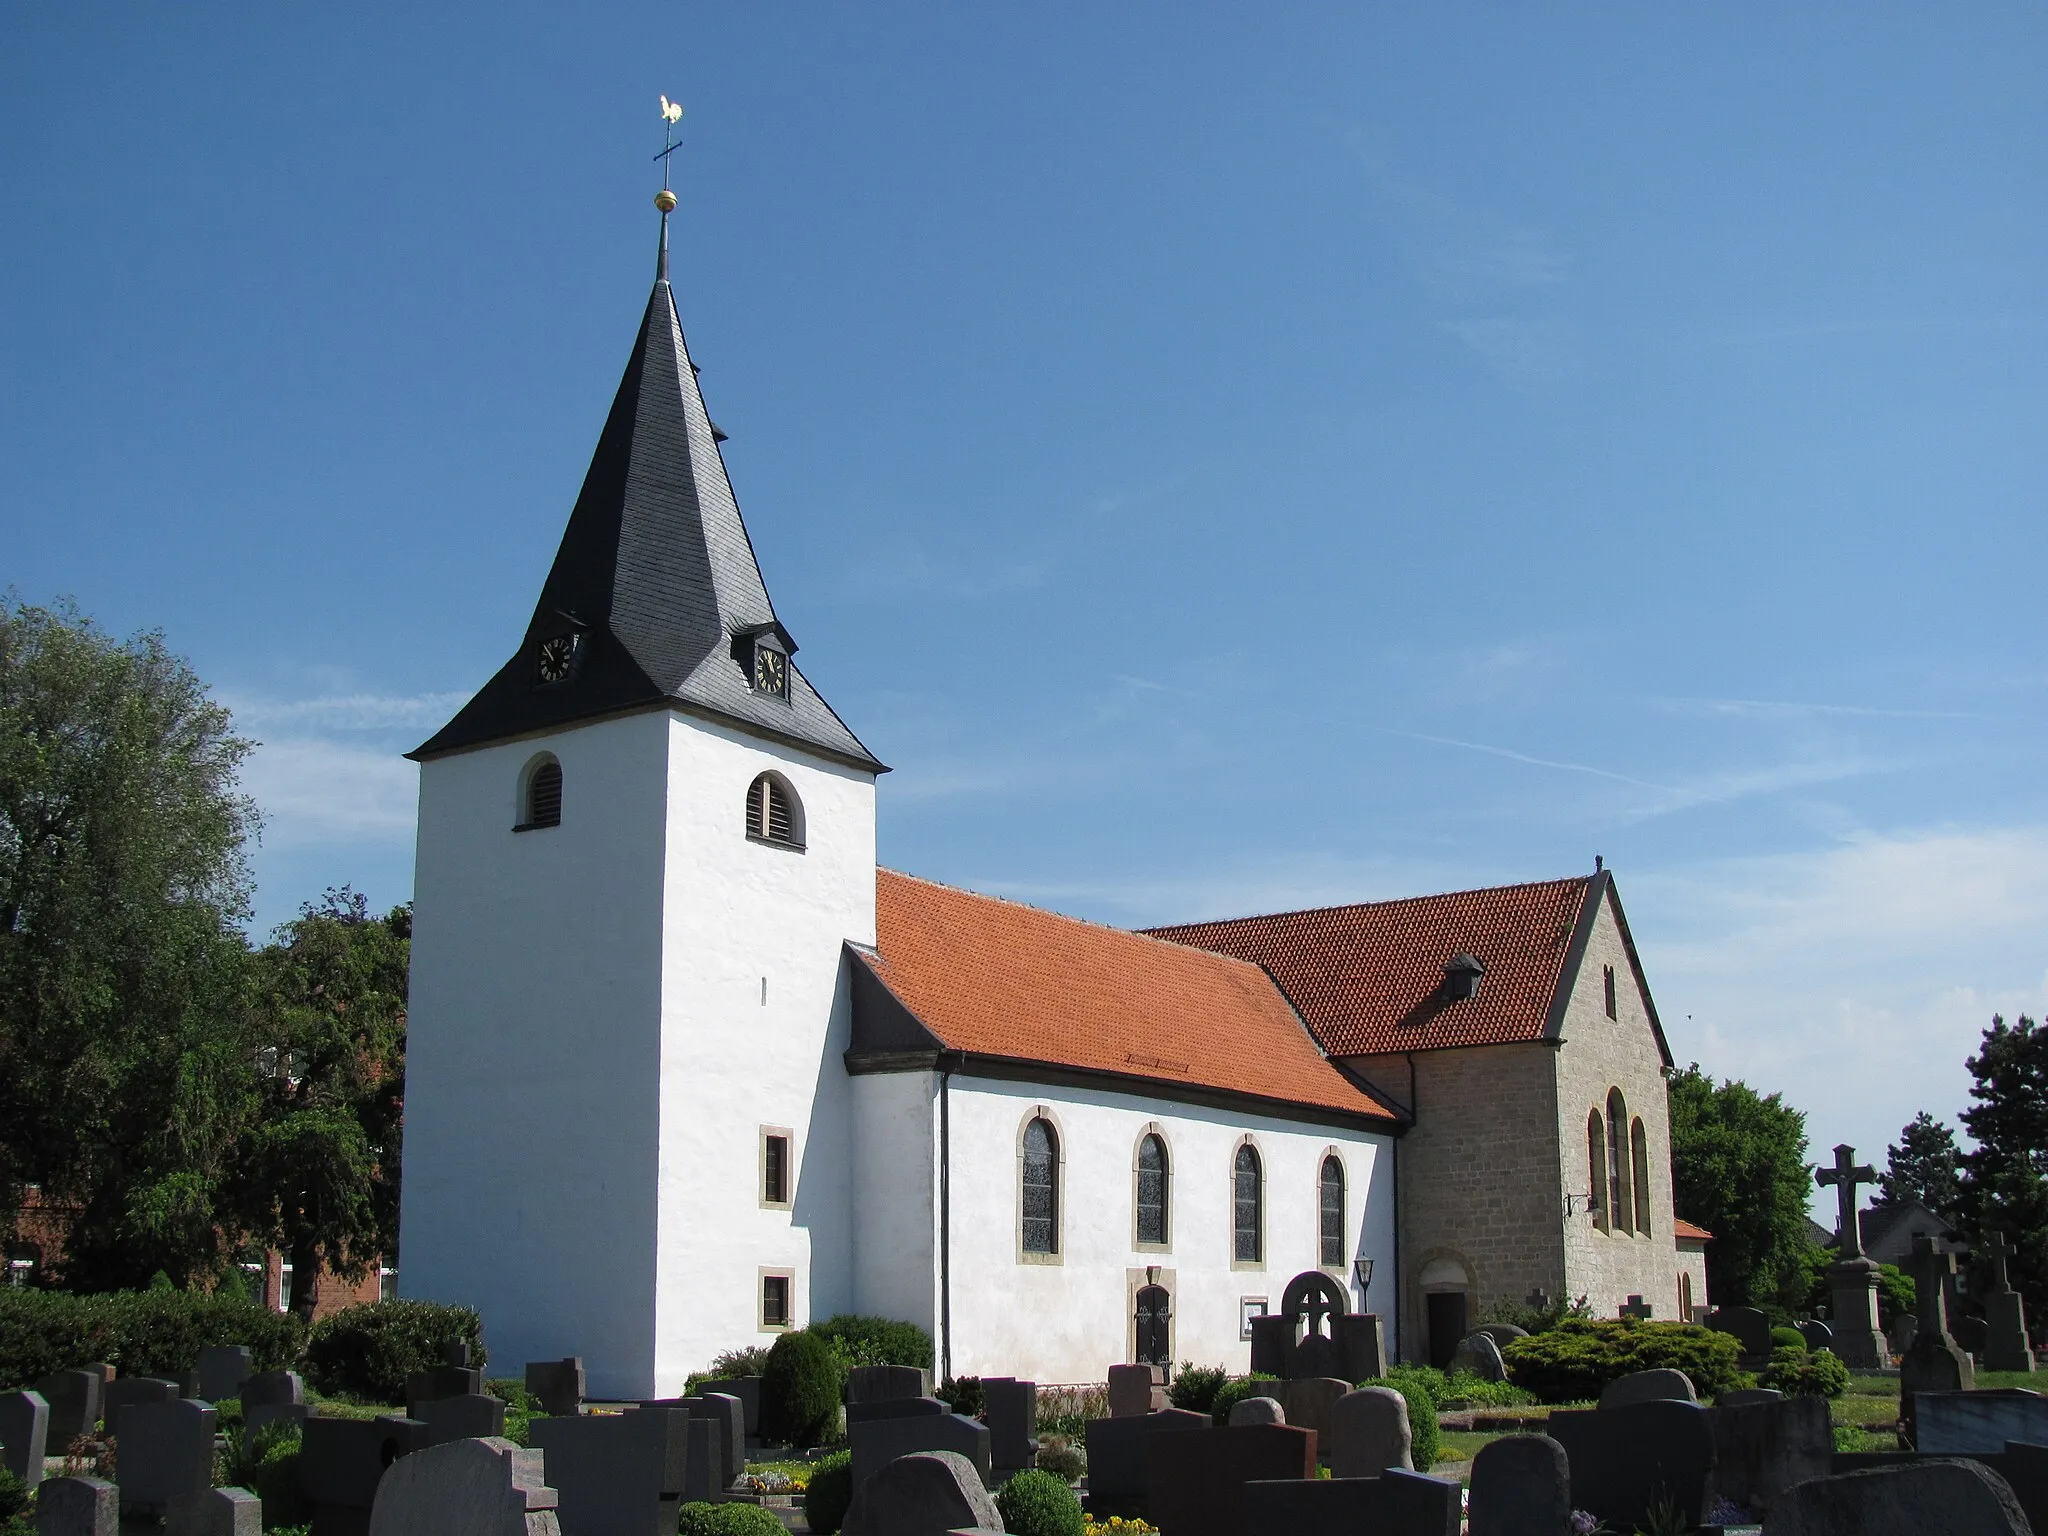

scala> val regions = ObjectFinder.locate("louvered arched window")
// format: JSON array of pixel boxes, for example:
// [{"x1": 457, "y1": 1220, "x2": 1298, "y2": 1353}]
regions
[
  {"x1": 519, "y1": 755, "x2": 563, "y2": 830},
  {"x1": 745, "y1": 772, "x2": 804, "y2": 849},
  {"x1": 1233, "y1": 1143, "x2": 1263, "y2": 1263},
  {"x1": 1319, "y1": 1155, "x2": 1347, "y2": 1268}
]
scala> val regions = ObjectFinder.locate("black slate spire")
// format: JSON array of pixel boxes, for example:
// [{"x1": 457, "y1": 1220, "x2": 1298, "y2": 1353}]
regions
[{"x1": 412, "y1": 217, "x2": 882, "y2": 771}]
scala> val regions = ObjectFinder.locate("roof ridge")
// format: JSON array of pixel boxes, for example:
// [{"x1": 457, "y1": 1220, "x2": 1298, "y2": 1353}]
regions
[
  {"x1": 877, "y1": 867, "x2": 1283, "y2": 980},
  {"x1": 1144, "y1": 873, "x2": 1595, "y2": 932}
]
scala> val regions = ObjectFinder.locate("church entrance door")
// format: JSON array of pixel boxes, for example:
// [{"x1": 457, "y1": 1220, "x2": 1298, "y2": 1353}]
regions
[
  {"x1": 1425, "y1": 1291, "x2": 1467, "y2": 1369},
  {"x1": 1135, "y1": 1284, "x2": 1171, "y2": 1366}
]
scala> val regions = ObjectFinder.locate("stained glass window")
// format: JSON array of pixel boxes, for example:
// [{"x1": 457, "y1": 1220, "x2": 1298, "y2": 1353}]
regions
[
  {"x1": 1233, "y1": 1144, "x2": 1262, "y2": 1263},
  {"x1": 1319, "y1": 1156, "x2": 1345, "y2": 1267},
  {"x1": 1022, "y1": 1118, "x2": 1058, "y2": 1254},
  {"x1": 1137, "y1": 1134, "x2": 1168, "y2": 1246}
]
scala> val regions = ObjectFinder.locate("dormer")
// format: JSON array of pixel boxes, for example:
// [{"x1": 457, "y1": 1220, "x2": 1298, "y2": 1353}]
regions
[{"x1": 732, "y1": 620, "x2": 797, "y2": 704}]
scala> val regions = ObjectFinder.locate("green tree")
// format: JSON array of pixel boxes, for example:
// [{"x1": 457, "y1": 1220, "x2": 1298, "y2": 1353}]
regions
[
  {"x1": 1874, "y1": 1111, "x2": 1961, "y2": 1214},
  {"x1": 232, "y1": 889, "x2": 408, "y2": 1320},
  {"x1": 1667, "y1": 1064, "x2": 1813, "y2": 1308},
  {"x1": 1953, "y1": 1015, "x2": 2048, "y2": 1328},
  {"x1": 0, "y1": 598, "x2": 259, "y2": 1289}
]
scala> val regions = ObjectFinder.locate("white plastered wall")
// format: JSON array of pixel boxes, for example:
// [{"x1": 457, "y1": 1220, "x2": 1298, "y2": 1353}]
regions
[{"x1": 939, "y1": 1075, "x2": 1397, "y2": 1383}]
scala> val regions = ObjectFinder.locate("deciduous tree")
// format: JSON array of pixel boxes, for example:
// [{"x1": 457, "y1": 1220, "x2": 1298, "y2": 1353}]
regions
[{"x1": 1667, "y1": 1064, "x2": 1814, "y2": 1308}]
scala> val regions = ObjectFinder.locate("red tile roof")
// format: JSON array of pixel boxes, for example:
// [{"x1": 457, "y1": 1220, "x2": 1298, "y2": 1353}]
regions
[
  {"x1": 1673, "y1": 1218, "x2": 1713, "y2": 1242},
  {"x1": 872, "y1": 870, "x2": 1401, "y2": 1123},
  {"x1": 1146, "y1": 877, "x2": 1597, "y2": 1057}
]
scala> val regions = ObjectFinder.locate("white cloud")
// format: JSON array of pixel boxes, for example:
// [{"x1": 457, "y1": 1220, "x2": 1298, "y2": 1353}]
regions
[
  {"x1": 227, "y1": 691, "x2": 470, "y2": 732},
  {"x1": 240, "y1": 736, "x2": 419, "y2": 848}
]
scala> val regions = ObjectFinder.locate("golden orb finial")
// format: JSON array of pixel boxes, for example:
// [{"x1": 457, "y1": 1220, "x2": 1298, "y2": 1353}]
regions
[{"x1": 655, "y1": 188, "x2": 678, "y2": 213}]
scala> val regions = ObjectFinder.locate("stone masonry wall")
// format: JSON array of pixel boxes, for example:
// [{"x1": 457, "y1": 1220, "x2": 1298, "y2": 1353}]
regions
[
  {"x1": 1551, "y1": 891, "x2": 1684, "y2": 1319},
  {"x1": 1349, "y1": 1043, "x2": 1566, "y2": 1363}
]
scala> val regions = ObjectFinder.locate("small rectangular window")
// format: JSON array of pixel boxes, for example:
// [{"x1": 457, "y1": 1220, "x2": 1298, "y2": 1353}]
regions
[
  {"x1": 1603, "y1": 964, "x2": 1618, "y2": 1019},
  {"x1": 760, "y1": 1272, "x2": 792, "y2": 1330},
  {"x1": 760, "y1": 1129, "x2": 793, "y2": 1209}
]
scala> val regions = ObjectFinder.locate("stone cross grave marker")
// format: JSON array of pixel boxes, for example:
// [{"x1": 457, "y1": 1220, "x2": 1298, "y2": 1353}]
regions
[
  {"x1": 1620, "y1": 1295, "x2": 1653, "y2": 1320},
  {"x1": 1902, "y1": 1233, "x2": 1975, "y2": 1418},
  {"x1": 1815, "y1": 1143, "x2": 1877, "y2": 1258},
  {"x1": 1526, "y1": 1288, "x2": 1549, "y2": 1312},
  {"x1": 1981, "y1": 1230, "x2": 2037, "y2": 1374}
]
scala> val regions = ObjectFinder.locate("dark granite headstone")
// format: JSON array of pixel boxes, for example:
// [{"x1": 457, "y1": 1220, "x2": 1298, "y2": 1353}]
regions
[
  {"x1": 695, "y1": 1376, "x2": 760, "y2": 1438},
  {"x1": 1145, "y1": 1423, "x2": 1317, "y2": 1536},
  {"x1": 1704, "y1": 1306, "x2": 1772, "y2": 1358},
  {"x1": 1243, "y1": 1469, "x2": 1459, "y2": 1536},
  {"x1": 840, "y1": 1449, "x2": 1000, "y2": 1536},
  {"x1": 0, "y1": 1390, "x2": 48, "y2": 1489},
  {"x1": 1467, "y1": 1433, "x2": 1571, "y2": 1536},
  {"x1": 195, "y1": 1346, "x2": 253, "y2": 1403},
  {"x1": 1546, "y1": 1399, "x2": 1716, "y2": 1532},
  {"x1": 414, "y1": 1393, "x2": 506, "y2": 1446},
  {"x1": 1916, "y1": 1391, "x2": 2048, "y2": 1455},
  {"x1": 1081, "y1": 1409, "x2": 1207, "y2": 1513},
  {"x1": 981, "y1": 1378, "x2": 1037, "y2": 1471},
  {"x1": 1705, "y1": 1393, "x2": 1831, "y2": 1517},
  {"x1": 34, "y1": 1474, "x2": 118, "y2": 1536},
  {"x1": 297, "y1": 1413, "x2": 430, "y2": 1517},
  {"x1": 680, "y1": 1418, "x2": 722, "y2": 1506},
  {"x1": 1597, "y1": 1368, "x2": 1697, "y2": 1410},
  {"x1": 243, "y1": 1369, "x2": 304, "y2": 1408},
  {"x1": 166, "y1": 1484, "x2": 262, "y2": 1535},
  {"x1": 522, "y1": 1358, "x2": 585, "y2": 1419},
  {"x1": 1955, "y1": 1315, "x2": 1991, "y2": 1354},
  {"x1": 684, "y1": 1393, "x2": 745, "y2": 1493},
  {"x1": 845, "y1": 1395, "x2": 949, "y2": 1427},
  {"x1": 402, "y1": 1364, "x2": 482, "y2": 1419},
  {"x1": 102, "y1": 1376, "x2": 178, "y2": 1427},
  {"x1": 850, "y1": 1410, "x2": 990, "y2": 1492},
  {"x1": 34, "y1": 1370, "x2": 102, "y2": 1444},
  {"x1": 115, "y1": 1398, "x2": 217, "y2": 1514},
  {"x1": 1796, "y1": 1319, "x2": 1836, "y2": 1353},
  {"x1": 845, "y1": 1365, "x2": 930, "y2": 1403},
  {"x1": 1769, "y1": 1456, "x2": 2029, "y2": 1535},
  {"x1": 530, "y1": 1405, "x2": 690, "y2": 1536}
]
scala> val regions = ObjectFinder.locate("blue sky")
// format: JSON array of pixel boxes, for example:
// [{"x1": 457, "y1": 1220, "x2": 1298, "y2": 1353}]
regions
[{"x1": 5, "y1": 5, "x2": 2044, "y2": 1208}]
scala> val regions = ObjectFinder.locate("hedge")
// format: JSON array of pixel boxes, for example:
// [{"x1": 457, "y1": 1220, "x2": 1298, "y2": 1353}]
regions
[
  {"x1": 760, "y1": 1329, "x2": 844, "y2": 1447},
  {"x1": 304, "y1": 1300, "x2": 485, "y2": 1403},
  {"x1": 0, "y1": 1289, "x2": 304, "y2": 1389},
  {"x1": 1502, "y1": 1319, "x2": 1744, "y2": 1403},
  {"x1": 801, "y1": 1451, "x2": 853, "y2": 1534},
  {"x1": 676, "y1": 1502, "x2": 787, "y2": 1536},
  {"x1": 1758, "y1": 1345, "x2": 1849, "y2": 1399},
  {"x1": 808, "y1": 1314, "x2": 933, "y2": 1371}
]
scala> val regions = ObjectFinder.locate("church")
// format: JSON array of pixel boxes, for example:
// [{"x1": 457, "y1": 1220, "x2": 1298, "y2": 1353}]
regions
[{"x1": 396, "y1": 201, "x2": 1692, "y2": 1399}]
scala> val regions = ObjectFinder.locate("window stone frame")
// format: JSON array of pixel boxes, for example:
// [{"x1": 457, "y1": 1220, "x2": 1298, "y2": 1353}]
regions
[
  {"x1": 1229, "y1": 1134, "x2": 1265, "y2": 1272},
  {"x1": 758, "y1": 1267, "x2": 795, "y2": 1332},
  {"x1": 1316, "y1": 1147, "x2": 1348, "y2": 1275},
  {"x1": 759, "y1": 1125, "x2": 795, "y2": 1211},
  {"x1": 1016, "y1": 1106, "x2": 1065, "y2": 1266},
  {"x1": 1132, "y1": 1124, "x2": 1172, "y2": 1254}
]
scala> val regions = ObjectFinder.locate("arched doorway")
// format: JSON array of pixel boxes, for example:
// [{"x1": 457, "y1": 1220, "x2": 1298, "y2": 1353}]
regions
[
  {"x1": 1135, "y1": 1284, "x2": 1172, "y2": 1366},
  {"x1": 1417, "y1": 1255, "x2": 1473, "y2": 1369}
]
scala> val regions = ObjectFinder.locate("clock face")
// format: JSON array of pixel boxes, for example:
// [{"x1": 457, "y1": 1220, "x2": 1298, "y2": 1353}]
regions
[
  {"x1": 753, "y1": 646, "x2": 788, "y2": 697},
  {"x1": 536, "y1": 633, "x2": 578, "y2": 685}
]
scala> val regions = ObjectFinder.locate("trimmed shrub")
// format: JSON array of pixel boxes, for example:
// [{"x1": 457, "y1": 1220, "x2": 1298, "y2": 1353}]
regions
[
  {"x1": 1770, "y1": 1326, "x2": 1806, "y2": 1352},
  {"x1": 809, "y1": 1313, "x2": 934, "y2": 1371},
  {"x1": 1206, "y1": 1372, "x2": 1279, "y2": 1425},
  {"x1": 938, "y1": 1375, "x2": 984, "y2": 1417},
  {"x1": 0, "y1": 1288, "x2": 305, "y2": 1388},
  {"x1": 1502, "y1": 1319, "x2": 1744, "y2": 1403},
  {"x1": 995, "y1": 1467, "x2": 1086, "y2": 1536},
  {"x1": 304, "y1": 1300, "x2": 485, "y2": 1403},
  {"x1": 761, "y1": 1329, "x2": 844, "y2": 1448},
  {"x1": 1759, "y1": 1345, "x2": 1849, "y2": 1399},
  {"x1": 1167, "y1": 1364, "x2": 1229, "y2": 1416},
  {"x1": 801, "y1": 1450, "x2": 853, "y2": 1535},
  {"x1": 676, "y1": 1502, "x2": 787, "y2": 1536},
  {"x1": 1036, "y1": 1434, "x2": 1086, "y2": 1483},
  {"x1": 1359, "y1": 1373, "x2": 1438, "y2": 1472}
]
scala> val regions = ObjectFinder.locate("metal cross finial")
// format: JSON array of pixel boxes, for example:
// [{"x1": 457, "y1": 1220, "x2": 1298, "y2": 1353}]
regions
[
  {"x1": 1984, "y1": 1230, "x2": 2017, "y2": 1294},
  {"x1": 1814, "y1": 1143, "x2": 1878, "y2": 1259}
]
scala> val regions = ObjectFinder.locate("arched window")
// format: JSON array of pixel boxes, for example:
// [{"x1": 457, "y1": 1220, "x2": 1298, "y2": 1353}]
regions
[
  {"x1": 1630, "y1": 1118, "x2": 1652, "y2": 1235},
  {"x1": 1233, "y1": 1143, "x2": 1263, "y2": 1264},
  {"x1": 745, "y1": 772, "x2": 804, "y2": 849},
  {"x1": 519, "y1": 755, "x2": 563, "y2": 830},
  {"x1": 1586, "y1": 1110, "x2": 1608, "y2": 1232},
  {"x1": 1136, "y1": 1134, "x2": 1169, "y2": 1248},
  {"x1": 1679, "y1": 1271, "x2": 1693, "y2": 1320},
  {"x1": 1607, "y1": 1089, "x2": 1634, "y2": 1235},
  {"x1": 1319, "y1": 1156, "x2": 1346, "y2": 1268},
  {"x1": 1021, "y1": 1117, "x2": 1058, "y2": 1255}
]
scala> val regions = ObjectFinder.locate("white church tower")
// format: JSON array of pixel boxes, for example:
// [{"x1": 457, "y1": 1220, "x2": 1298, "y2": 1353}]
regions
[{"x1": 399, "y1": 202, "x2": 885, "y2": 1399}]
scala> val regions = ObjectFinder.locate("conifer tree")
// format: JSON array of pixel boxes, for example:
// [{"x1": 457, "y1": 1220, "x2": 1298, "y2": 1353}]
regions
[{"x1": 1875, "y1": 1111, "x2": 1962, "y2": 1214}]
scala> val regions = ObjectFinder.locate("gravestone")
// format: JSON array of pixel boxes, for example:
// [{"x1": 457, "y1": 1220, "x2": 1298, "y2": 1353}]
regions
[
  {"x1": 1145, "y1": 1423, "x2": 1317, "y2": 1536},
  {"x1": 298, "y1": 1413, "x2": 432, "y2": 1525},
  {"x1": 416, "y1": 1393, "x2": 507, "y2": 1446},
  {"x1": 1475, "y1": 1322, "x2": 1529, "y2": 1350},
  {"x1": 1247, "y1": 1271, "x2": 1385, "y2": 1384},
  {"x1": 366, "y1": 1436, "x2": 560, "y2": 1536},
  {"x1": 1915, "y1": 1391, "x2": 2048, "y2": 1455},
  {"x1": 680, "y1": 1419, "x2": 722, "y2": 1505},
  {"x1": 1889, "y1": 1313, "x2": 1919, "y2": 1356},
  {"x1": 1956, "y1": 1315, "x2": 1991, "y2": 1355},
  {"x1": 33, "y1": 1370, "x2": 102, "y2": 1444},
  {"x1": 196, "y1": 1347, "x2": 254, "y2": 1403},
  {"x1": 851, "y1": 1409, "x2": 990, "y2": 1491},
  {"x1": 1718, "y1": 1387, "x2": 1785, "y2": 1407},
  {"x1": 1452, "y1": 1331, "x2": 1509, "y2": 1382},
  {"x1": 102, "y1": 1376, "x2": 178, "y2": 1426},
  {"x1": 1766, "y1": 1456, "x2": 2029, "y2": 1536},
  {"x1": 166, "y1": 1485, "x2": 262, "y2": 1536},
  {"x1": 1243, "y1": 1468, "x2": 1461, "y2": 1536},
  {"x1": 1545, "y1": 1399, "x2": 1716, "y2": 1533},
  {"x1": 2004, "y1": 1441, "x2": 2048, "y2": 1536},
  {"x1": 683, "y1": 1394, "x2": 745, "y2": 1493},
  {"x1": 1704, "y1": 1392, "x2": 1830, "y2": 1517},
  {"x1": 1106, "y1": 1364, "x2": 1163, "y2": 1418},
  {"x1": 404, "y1": 1362, "x2": 483, "y2": 1419},
  {"x1": 844, "y1": 1395, "x2": 949, "y2": 1427},
  {"x1": 1815, "y1": 1144, "x2": 1890, "y2": 1368},
  {"x1": 1327, "y1": 1385, "x2": 1411, "y2": 1479},
  {"x1": 980, "y1": 1378, "x2": 1037, "y2": 1472},
  {"x1": 1081, "y1": 1408, "x2": 1206, "y2": 1513},
  {"x1": 1597, "y1": 1368, "x2": 1697, "y2": 1410},
  {"x1": 1704, "y1": 1306, "x2": 1772, "y2": 1359},
  {"x1": 1275, "y1": 1377, "x2": 1348, "y2": 1450},
  {"x1": 1980, "y1": 1233, "x2": 2036, "y2": 1375},
  {"x1": 1620, "y1": 1295, "x2": 1654, "y2": 1320},
  {"x1": 1797, "y1": 1319, "x2": 1836, "y2": 1353},
  {"x1": 1467, "y1": 1432, "x2": 1570, "y2": 1536},
  {"x1": 115, "y1": 1398, "x2": 217, "y2": 1515},
  {"x1": 694, "y1": 1377, "x2": 760, "y2": 1439},
  {"x1": 846, "y1": 1365, "x2": 929, "y2": 1403},
  {"x1": 530, "y1": 1403, "x2": 690, "y2": 1536},
  {"x1": 0, "y1": 1390, "x2": 49, "y2": 1489},
  {"x1": 523, "y1": 1359, "x2": 585, "y2": 1419},
  {"x1": 1903, "y1": 1235, "x2": 1975, "y2": 1430},
  {"x1": 244, "y1": 1370, "x2": 304, "y2": 1408},
  {"x1": 244, "y1": 1400, "x2": 314, "y2": 1451},
  {"x1": 34, "y1": 1474, "x2": 118, "y2": 1536},
  {"x1": 840, "y1": 1449, "x2": 1000, "y2": 1536},
  {"x1": 1226, "y1": 1397, "x2": 1284, "y2": 1427}
]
